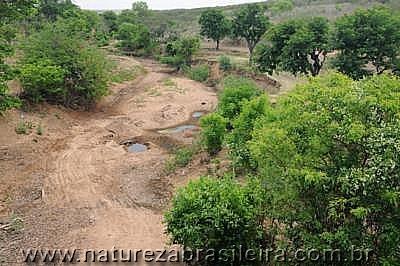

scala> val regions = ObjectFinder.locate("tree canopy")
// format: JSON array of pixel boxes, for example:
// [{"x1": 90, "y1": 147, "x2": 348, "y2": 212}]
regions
[
  {"x1": 333, "y1": 6, "x2": 400, "y2": 79},
  {"x1": 199, "y1": 9, "x2": 231, "y2": 50},
  {"x1": 255, "y1": 17, "x2": 331, "y2": 76},
  {"x1": 232, "y1": 4, "x2": 270, "y2": 58}
]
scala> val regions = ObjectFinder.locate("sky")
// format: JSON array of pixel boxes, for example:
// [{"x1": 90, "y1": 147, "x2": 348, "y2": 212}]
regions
[{"x1": 72, "y1": 0, "x2": 264, "y2": 11}]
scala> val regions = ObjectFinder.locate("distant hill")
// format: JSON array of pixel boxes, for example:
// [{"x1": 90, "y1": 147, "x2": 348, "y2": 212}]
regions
[{"x1": 139, "y1": 0, "x2": 399, "y2": 35}]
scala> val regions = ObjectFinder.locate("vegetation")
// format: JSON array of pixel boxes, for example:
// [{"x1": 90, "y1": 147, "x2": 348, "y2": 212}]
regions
[
  {"x1": 333, "y1": 6, "x2": 400, "y2": 79},
  {"x1": 218, "y1": 55, "x2": 233, "y2": 71},
  {"x1": 255, "y1": 17, "x2": 331, "y2": 76},
  {"x1": 19, "y1": 23, "x2": 110, "y2": 109},
  {"x1": 200, "y1": 113, "x2": 227, "y2": 156},
  {"x1": 165, "y1": 177, "x2": 264, "y2": 264},
  {"x1": 232, "y1": 4, "x2": 271, "y2": 58},
  {"x1": 199, "y1": 10, "x2": 231, "y2": 50},
  {"x1": 160, "y1": 37, "x2": 200, "y2": 70},
  {"x1": 117, "y1": 22, "x2": 153, "y2": 55},
  {"x1": 250, "y1": 73, "x2": 400, "y2": 264},
  {"x1": 217, "y1": 76, "x2": 261, "y2": 121},
  {"x1": 185, "y1": 64, "x2": 210, "y2": 82}
]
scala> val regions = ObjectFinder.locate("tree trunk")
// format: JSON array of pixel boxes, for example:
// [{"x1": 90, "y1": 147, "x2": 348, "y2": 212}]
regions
[{"x1": 216, "y1": 40, "x2": 220, "y2": 50}]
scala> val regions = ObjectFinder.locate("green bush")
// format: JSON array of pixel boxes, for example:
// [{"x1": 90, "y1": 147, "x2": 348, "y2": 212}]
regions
[
  {"x1": 117, "y1": 22, "x2": 154, "y2": 56},
  {"x1": 19, "y1": 24, "x2": 110, "y2": 109},
  {"x1": 218, "y1": 76, "x2": 261, "y2": 121},
  {"x1": 227, "y1": 95, "x2": 271, "y2": 171},
  {"x1": 200, "y1": 113, "x2": 227, "y2": 156},
  {"x1": 160, "y1": 37, "x2": 200, "y2": 69},
  {"x1": 0, "y1": 86, "x2": 20, "y2": 115},
  {"x1": 165, "y1": 177, "x2": 264, "y2": 265},
  {"x1": 19, "y1": 60, "x2": 65, "y2": 104},
  {"x1": 185, "y1": 64, "x2": 210, "y2": 82},
  {"x1": 250, "y1": 73, "x2": 400, "y2": 263},
  {"x1": 218, "y1": 55, "x2": 232, "y2": 71}
]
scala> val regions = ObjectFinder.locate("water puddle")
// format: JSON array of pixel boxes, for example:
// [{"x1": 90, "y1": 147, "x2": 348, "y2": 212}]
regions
[
  {"x1": 158, "y1": 125, "x2": 197, "y2": 134},
  {"x1": 127, "y1": 143, "x2": 148, "y2": 153},
  {"x1": 192, "y1": 111, "x2": 205, "y2": 119}
]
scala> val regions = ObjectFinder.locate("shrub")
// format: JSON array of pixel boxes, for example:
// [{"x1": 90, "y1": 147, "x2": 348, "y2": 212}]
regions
[
  {"x1": 185, "y1": 64, "x2": 210, "y2": 82},
  {"x1": 0, "y1": 86, "x2": 20, "y2": 115},
  {"x1": 250, "y1": 73, "x2": 400, "y2": 263},
  {"x1": 19, "y1": 60, "x2": 65, "y2": 104},
  {"x1": 218, "y1": 55, "x2": 232, "y2": 71},
  {"x1": 19, "y1": 24, "x2": 110, "y2": 109},
  {"x1": 174, "y1": 147, "x2": 195, "y2": 168},
  {"x1": 161, "y1": 37, "x2": 200, "y2": 69},
  {"x1": 165, "y1": 177, "x2": 264, "y2": 265},
  {"x1": 227, "y1": 95, "x2": 271, "y2": 171},
  {"x1": 200, "y1": 113, "x2": 227, "y2": 156},
  {"x1": 218, "y1": 76, "x2": 261, "y2": 121},
  {"x1": 117, "y1": 22, "x2": 154, "y2": 56}
]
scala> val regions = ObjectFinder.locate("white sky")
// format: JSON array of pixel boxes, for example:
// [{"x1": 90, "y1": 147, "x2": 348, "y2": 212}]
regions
[{"x1": 72, "y1": 0, "x2": 265, "y2": 10}]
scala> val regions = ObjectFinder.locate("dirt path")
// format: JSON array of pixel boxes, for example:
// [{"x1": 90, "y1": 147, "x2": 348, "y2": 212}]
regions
[{"x1": 0, "y1": 57, "x2": 217, "y2": 265}]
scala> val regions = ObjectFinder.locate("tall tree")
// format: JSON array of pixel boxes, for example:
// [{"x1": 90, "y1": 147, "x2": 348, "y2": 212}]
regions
[
  {"x1": 232, "y1": 4, "x2": 270, "y2": 59},
  {"x1": 333, "y1": 6, "x2": 400, "y2": 79},
  {"x1": 199, "y1": 9, "x2": 230, "y2": 50},
  {"x1": 255, "y1": 17, "x2": 331, "y2": 76}
]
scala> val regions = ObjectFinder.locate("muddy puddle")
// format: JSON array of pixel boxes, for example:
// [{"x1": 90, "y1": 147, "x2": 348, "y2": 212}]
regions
[
  {"x1": 157, "y1": 125, "x2": 198, "y2": 134},
  {"x1": 192, "y1": 111, "x2": 205, "y2": 119},
  {"x1": 127, "y1": 143, "x2": 148, "y2": 153}
]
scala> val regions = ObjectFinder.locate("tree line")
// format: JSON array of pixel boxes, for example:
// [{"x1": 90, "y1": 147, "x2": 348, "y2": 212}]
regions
[{"x1": 198, "y1": 4, "x2": 400, "y2": 78}]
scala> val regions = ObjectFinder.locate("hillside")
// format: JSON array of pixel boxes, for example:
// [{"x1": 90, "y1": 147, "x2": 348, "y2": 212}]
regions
[{"x1": 145, "y1": 0, "x2": 400, "y2": 35}]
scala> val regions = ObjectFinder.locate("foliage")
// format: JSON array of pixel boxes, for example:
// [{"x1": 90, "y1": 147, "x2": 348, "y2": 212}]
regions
[
  {"x1": 160, "y1": 37, "x2": 200, "y2": 69},
  {"x1": 333, "y1": 6, "x2": 400, "y2": 79},
  {"x1": 218, "y1": 76, "x2": 262, "y2": 121},
  {"x1": 255, "y1": 17, "x2": 331, "y2": 76},
  {"x1": 200, "y1": 113, "x2": 227, "y2": 156},
  {"x1": 185, "y1": 64, "x2": 210, "y2": 82},
  {"x1": 101, "y1": 11, "x2": 118, "y2": 34},
  {"x1": 19, "y1": 24, "x2": 110, "y2": 108},
  {"x1": 227, "y1": 95, "x2": 271, "y2": 172},
  {"x1": 117, "y1": 22, "x2": 153, "y2": 55},
  {"x1": 218, "y1": 55, "x2": 233, "y2": 71},
  {"x1": 15, "y1": 120, "x2": 34, "y2": 135},
  {"x1": 19, "y1": 60, "x2": 65, "y2": 104},
  {"x1": 268, "y1": 0, "x2": 294, "y2": 13},
  {"x1": 199, "y1": 9, "x2": 231, "y2": 50},
  {"x1": 232, "y1": 4, "x2": 271, "y2": 57},
  {"x1": 38, "y1": 0, "x2": 77, "y2": 21},
  {"x1": 165, "y1": 177, "x2": 264, "y2": 265},
  {"x1": 249, "y1": 73, "x2": 400, "y2": 264},
  {"x1": 0, "y1": 0, "x2": 37, "y2": 114}
]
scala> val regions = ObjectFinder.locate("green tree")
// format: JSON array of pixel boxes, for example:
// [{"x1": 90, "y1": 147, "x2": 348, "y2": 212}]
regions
[
  {"x1": 218, "y1": 76, "x2": 261, "y2": 121},
  {"x1": 200, "y1": 113, "x2": 227, "y2": 156},
  {"x1": 227, "y1": 95, "x2": 271, "y2": 172},
  {"x1": 38, "y1": 0, "x2": 77, "y2": 21},
  {"x1": 160, "y1": 37, "x2": 200, "y2": 70},
  {"x1": 333, "y1": 6, "x2": 400, "y2": 79},
  {"x1": 101, "y1": 11, "x2": 118, "y2": 34},
  {"x1": 255, "y1": 17, "x2": 331, "y2": 76},
  {"x1": 19, "y1": 23, "x2": 110, "y2": 108},
  {"x1": 199, "y1": 9, "x2": 231, "y2": 50},
  {"x1": 117, "y1": 22, "x2": 153, "y2": 55},
  {"x1": 165, "y1": 177, "x2": 264, "y2": 265},
  {"x1": 250, "y1": 73, "x2": 400, "y2": 264},
  {"x1": 232, "y1": 4, "x2": 270, "y2": 59}
]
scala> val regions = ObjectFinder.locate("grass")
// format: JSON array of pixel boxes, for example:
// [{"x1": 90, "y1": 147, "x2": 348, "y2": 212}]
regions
[
  {"x1": 164, "y1": 146, "x2": 197, "y2": 174},
  {"x1": 15, "y1": 120, "x2": 34, "y2": 135},
  {"x1": 110, "y1": 65, "x2": 145, "y2": 83},
  {"x1": 163, "y1": 78, "x2": 177, "y2": 87}
]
